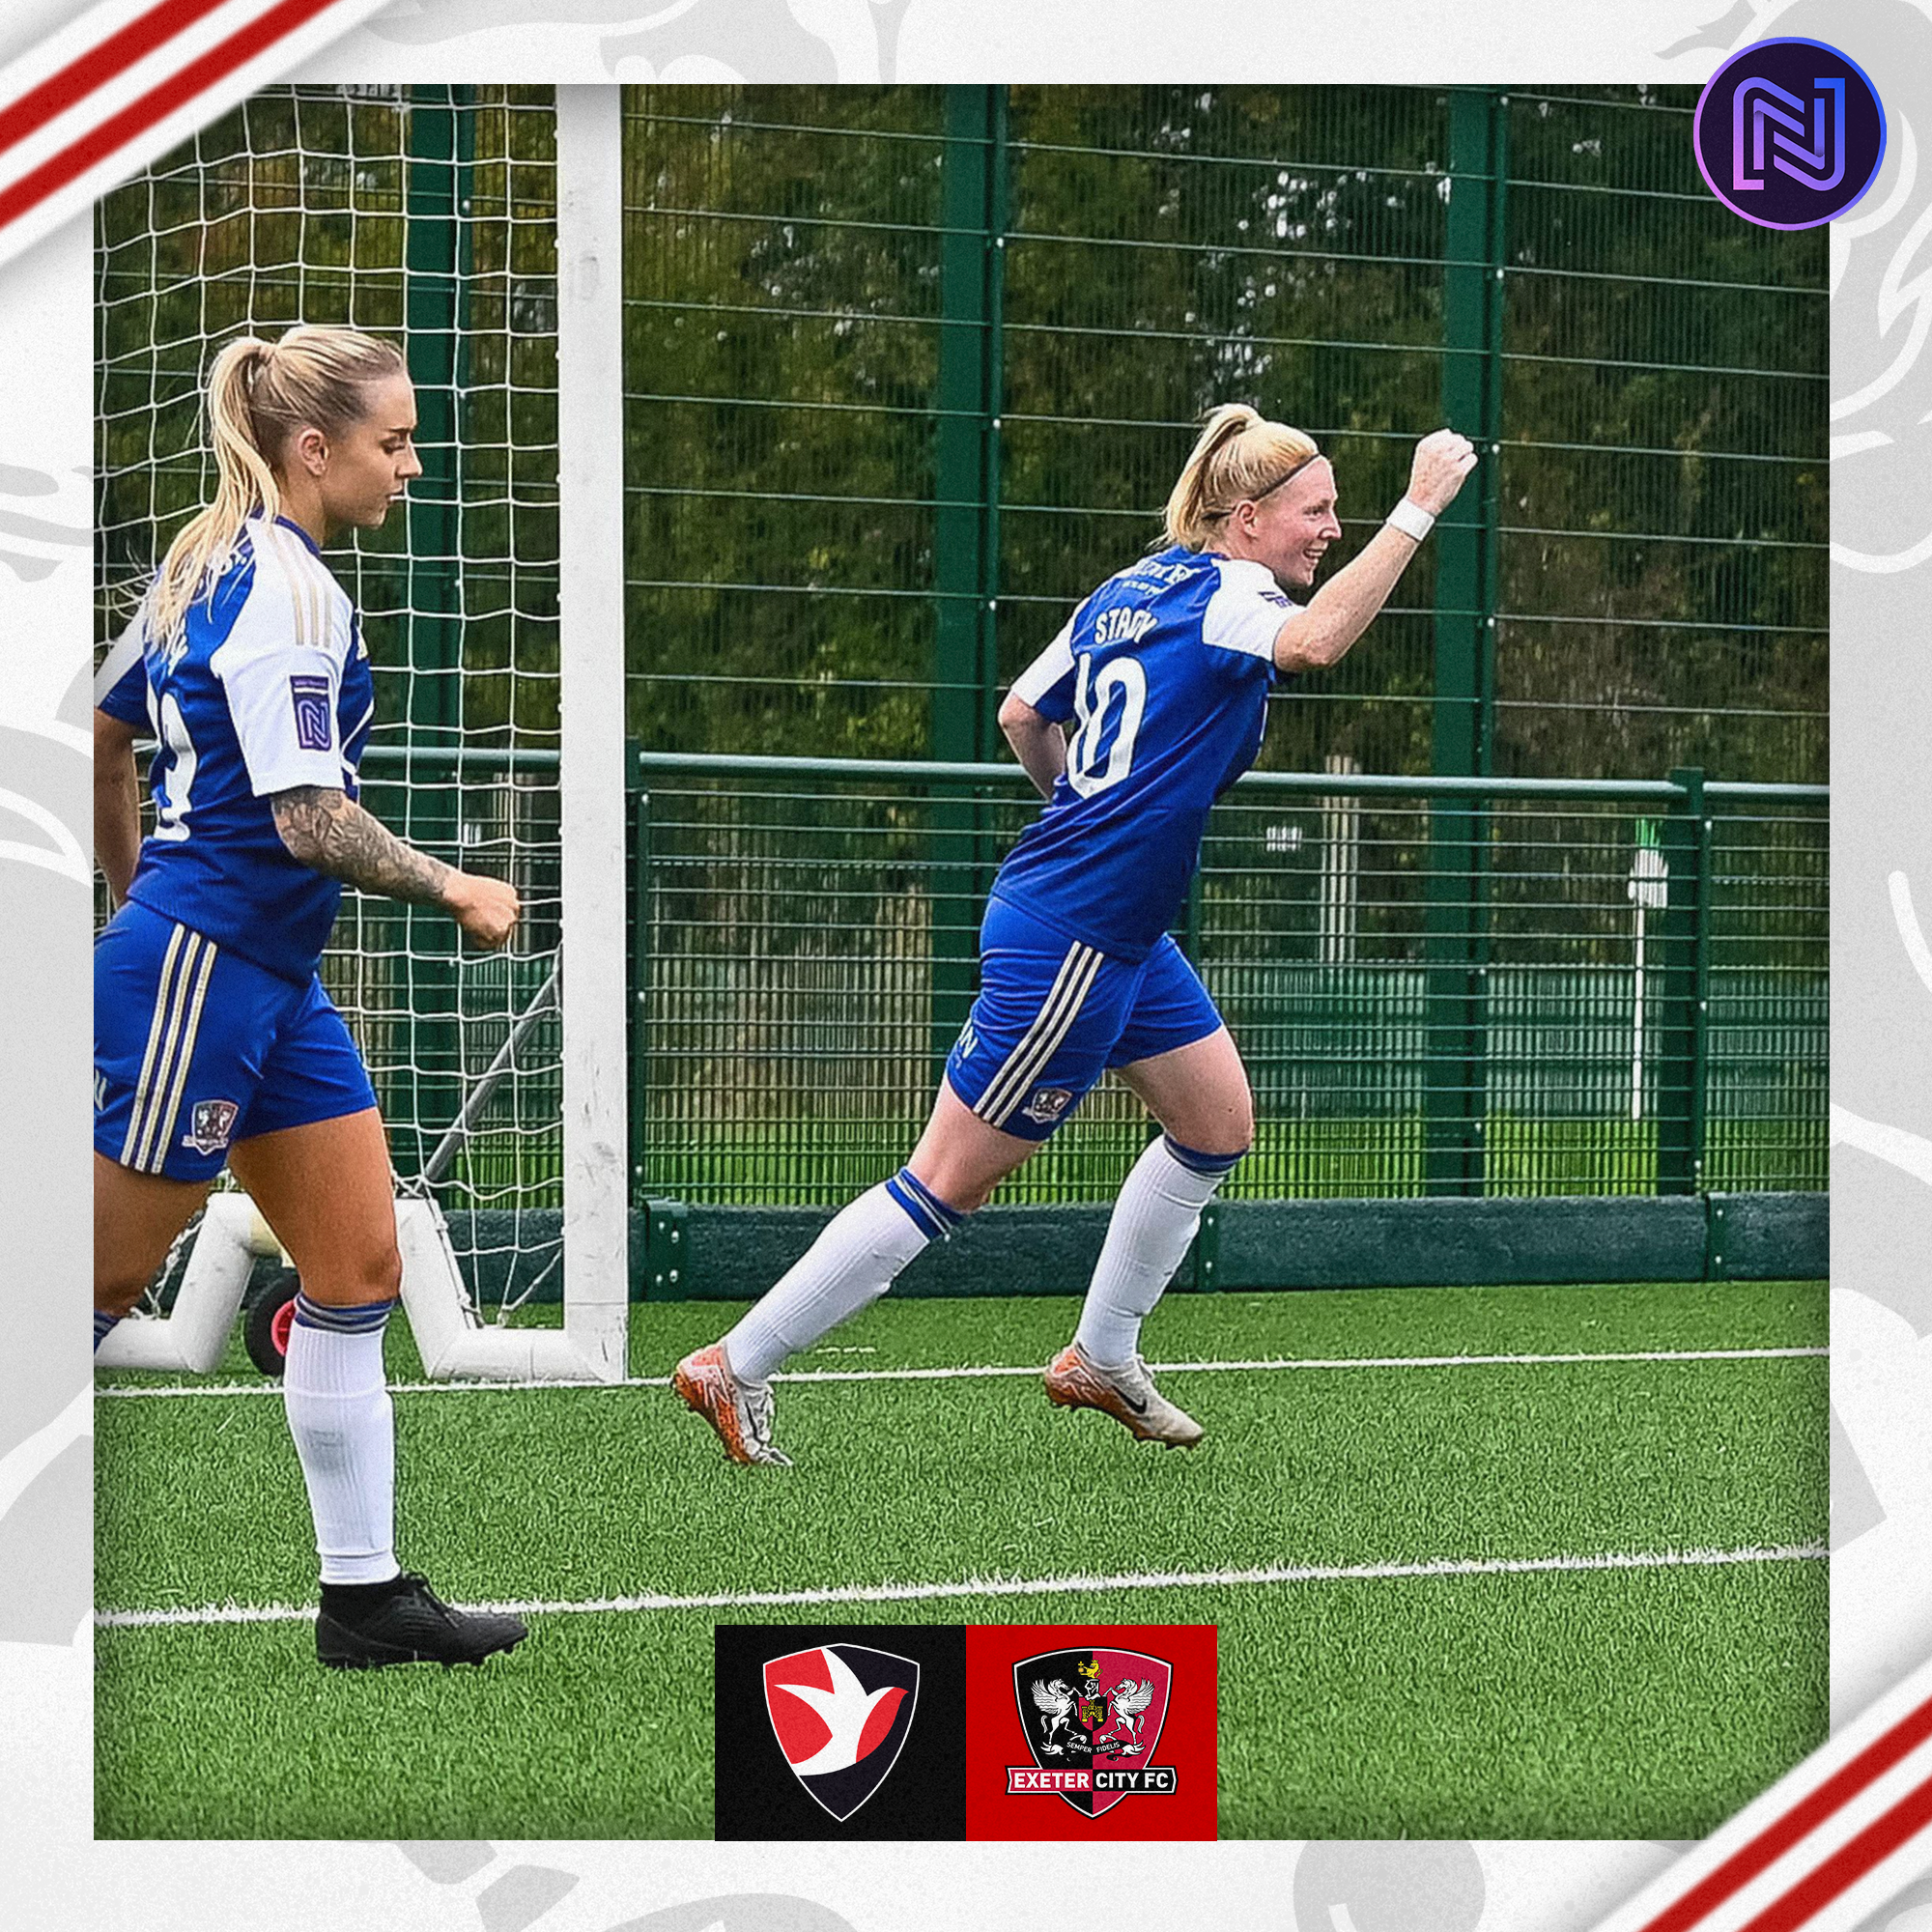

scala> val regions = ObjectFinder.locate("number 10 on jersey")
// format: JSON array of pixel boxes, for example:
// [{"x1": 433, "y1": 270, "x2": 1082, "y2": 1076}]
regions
[{"x1": 1066, "y1": 652, "x2": 1147, "y2": 798}]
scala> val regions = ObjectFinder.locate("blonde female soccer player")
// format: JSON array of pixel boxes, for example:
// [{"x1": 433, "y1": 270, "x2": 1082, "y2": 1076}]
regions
[
  {"x1": 675, "y1": 404, "x2": 1477, "y2": 1465},
  {"x1": 94, "y1": 326, "x2": 528, "y2": 1668}
]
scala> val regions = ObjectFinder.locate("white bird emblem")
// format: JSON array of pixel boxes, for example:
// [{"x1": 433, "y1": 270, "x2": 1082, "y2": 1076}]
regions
[{"x1": 769, "y1": 1645, "x2": 907, "y2": 1776}]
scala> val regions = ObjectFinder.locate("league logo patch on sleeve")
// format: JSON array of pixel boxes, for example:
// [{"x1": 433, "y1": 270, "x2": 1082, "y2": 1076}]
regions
[{"x1": 289, "y1": 674, "x2": 333, "y2": 753}]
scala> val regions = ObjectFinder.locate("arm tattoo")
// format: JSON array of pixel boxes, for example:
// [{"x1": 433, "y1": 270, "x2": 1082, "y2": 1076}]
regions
[{"x1": 271, "y1": 785, "x2": 452, "y2": 906}]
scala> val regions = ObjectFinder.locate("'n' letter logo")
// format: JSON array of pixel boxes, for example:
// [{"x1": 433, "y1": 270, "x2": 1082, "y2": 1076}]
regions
[
  {"x1": 1732, "y1": 78, "x2": 1844, "y2": 194},
  {"x1": 1693, "y1": 39, "x2": 1885, "y2": 231},
  {"x1": 290, "y1": 674, "x2": 332, "y2": 753}
]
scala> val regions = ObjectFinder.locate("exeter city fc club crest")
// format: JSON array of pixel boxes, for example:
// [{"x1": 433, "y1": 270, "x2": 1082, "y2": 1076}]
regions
[
  {"x1": 1008, "y1": 1647, "x2": 1176, "y2": 1817},
  {"x1": 762, "y1": 1643, "x2": 921, "y2": 1822},
  {"x1": 183, "y1": 1097, "x2": 239, "y2": 1155}
]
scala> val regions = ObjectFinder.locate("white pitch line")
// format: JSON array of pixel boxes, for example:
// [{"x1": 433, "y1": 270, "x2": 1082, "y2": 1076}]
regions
[
  {"x1": 94, "y1": 1344, "x2": 1827, "y2": 1402},
  {"x1": 94, "y1": 1542, "x2": 1828, "y2": 1631}
]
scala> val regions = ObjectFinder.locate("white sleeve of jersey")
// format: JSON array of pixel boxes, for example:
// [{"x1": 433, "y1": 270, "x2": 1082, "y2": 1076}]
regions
[
  {"x1": 211, "y1": 542, "x2": 347, "y2": 796},
  {"x1": 1009, "y1": 611, "x2": 1082, "y2": 720},
  {"x1": 1203, "y1": 559, "x2": 1297, "y2": 662},
  {"x1": 93, "y1": 619, "x2": 147, "y2": 713}
]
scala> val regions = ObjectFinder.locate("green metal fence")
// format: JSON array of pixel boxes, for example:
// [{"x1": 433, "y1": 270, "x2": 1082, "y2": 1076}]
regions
[
  {"x1": 94, "y1": 86, "x2": 1829, "y2": 1253},
  {"x1": 621, "y1": 85, "x2": 1826, "y2": 782},
  {"x1": 631, "y1": 754, "x2": 1826, "y2": 1208}
]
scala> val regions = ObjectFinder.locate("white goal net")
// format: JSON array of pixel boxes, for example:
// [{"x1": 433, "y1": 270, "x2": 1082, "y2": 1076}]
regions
[{"x1": 93, "y1": 84, "x2": 627, "y2": 1379}]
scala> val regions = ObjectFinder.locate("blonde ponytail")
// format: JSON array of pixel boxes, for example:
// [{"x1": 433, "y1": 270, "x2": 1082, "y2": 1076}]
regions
[
  {"x1": 1164, "y1": 403, "x2": 1321, "y2": 551},
  {"x1": 147, "y1": 324, "x2": 408, "y2": 641}
]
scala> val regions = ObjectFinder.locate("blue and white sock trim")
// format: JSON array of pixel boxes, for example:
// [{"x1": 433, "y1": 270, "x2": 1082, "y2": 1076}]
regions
[
  {"x1": 292, "y1": 1291, "x2": 396, "y2": 1335},
  {"x1": 1162, "y1": 1134, "x2": 1245, "y2": 1179},
  {"x1": 884, "y1": 1166, "x2": 965, "y2": 1241},
  {"x1": 94, "y1": 1309, "x2": 121, "y2": 1352}
]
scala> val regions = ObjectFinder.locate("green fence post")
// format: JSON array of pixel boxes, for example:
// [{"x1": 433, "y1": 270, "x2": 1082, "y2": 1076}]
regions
[
  {"x1": 627, "y1": 743, "x2": 649, "y2": 1208},
  {"x1": 934, "y1": 83, "x2": 1004, "y2": 761},
  {"x1": 1424, "y1": 86, "x2": 1506, "y2": 1194},
  {"x1": 1657, "y1": 766, "x2": 1709, "y2": 1194},
  {"x1": 397, "y1": 85, "x2": 473, "y2": 1173},
  {"x1": 930, "y1": 86, "x2": 1007, "y2": 1076}
]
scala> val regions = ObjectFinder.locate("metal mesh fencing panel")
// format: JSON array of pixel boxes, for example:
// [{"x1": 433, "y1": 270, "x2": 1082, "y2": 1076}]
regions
[
  {"x1": 633, "y1": 772, "x2": 1151, "y2": 1206},
  {"x1": 95, "y1": 86, "x2": 565, "y2": 1309},
  {"x1": 1702, "y1": 801, "x2": 1829, "y2": 1191},
  {"x1": 632, "y1": 759, "x2": 1827, "y2": 1207},
  {"x1": 1496, "y1": 89, "x2": 1828, "y2": 781},
  {"x1": 620, "y1": 84, "x2": 1825, "y2": 784},
  {"x1": 621, "y1": 89, "x2": 954, "y2": 759}
]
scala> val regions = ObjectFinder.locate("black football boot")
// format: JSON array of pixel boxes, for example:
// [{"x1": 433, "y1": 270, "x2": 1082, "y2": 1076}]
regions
[{"x1": 315, "y1": 1571, "x2": 527, "y2": 1670}]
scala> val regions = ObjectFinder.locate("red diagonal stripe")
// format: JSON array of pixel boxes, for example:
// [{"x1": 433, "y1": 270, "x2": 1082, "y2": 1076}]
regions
[
  {"x1": 0, "y1": 0, "x2": 344, "y2": 233},
  {"x1": 1640, "y1": 1694, "x2": 1932, "y2": 1932},
  {"x1": 0, "y1": 0, "x2": 234, "y2": 156},
  {"x1": 1738, "y1": 1771, "x2": 1932, "y2": 1932}
]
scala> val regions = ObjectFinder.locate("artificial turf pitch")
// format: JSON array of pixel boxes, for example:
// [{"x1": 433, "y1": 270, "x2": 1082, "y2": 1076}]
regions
[{"x1": 95, "y1": 1279, "x2": 1827, "y2": 1840}]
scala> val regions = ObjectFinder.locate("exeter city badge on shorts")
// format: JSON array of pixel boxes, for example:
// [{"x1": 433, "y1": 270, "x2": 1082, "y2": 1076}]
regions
[{"x1": 1008, "y1": 1646, "x2": 1177, "y2": 1817}]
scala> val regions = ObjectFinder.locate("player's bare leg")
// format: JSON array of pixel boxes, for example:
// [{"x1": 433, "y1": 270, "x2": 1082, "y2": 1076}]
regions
[
  {"x1": 676, "y1": 1083, "x2": 1039, "y2": 1465},
  {"x1": 903, "y1": 1080, "x2": 1044, "y2": 1213},
  {"x1": 1046, "y1": 1029, "x2": 1253, "y2": 1446},
  {"x1": 94, "y1": 1153, "x2": 213, "y2": 1349},
  {"x1": 227, "y1": 1106, "x2": 402, "y2": 1311},
  {"x1": 229, "y1": 1107, "x2": 526, "y2": 1667},
  {"x1": 1118, "y1": 1027, "x2": 1255, "y2": 1161}
]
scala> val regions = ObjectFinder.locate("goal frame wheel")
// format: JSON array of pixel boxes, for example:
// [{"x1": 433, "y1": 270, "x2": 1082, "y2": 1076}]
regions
[{"x1": 243, "y1": 1269, "x2": 302, "y2": 1379}]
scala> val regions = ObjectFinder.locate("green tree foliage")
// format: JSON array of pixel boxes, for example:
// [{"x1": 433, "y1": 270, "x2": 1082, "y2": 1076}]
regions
[{"x1": 99, "y1": 84, "x2": 1826, "y2": 782}]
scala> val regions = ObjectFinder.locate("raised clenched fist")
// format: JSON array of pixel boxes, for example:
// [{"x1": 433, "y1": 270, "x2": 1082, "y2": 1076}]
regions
[{"x1": 1406, "y1": 429, "x2": 1479, "y2": 515}]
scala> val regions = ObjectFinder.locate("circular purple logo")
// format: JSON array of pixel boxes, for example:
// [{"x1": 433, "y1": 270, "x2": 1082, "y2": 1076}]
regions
[{"x1": 1693, "y1": 37, "x2": 1887, "y2": 229}]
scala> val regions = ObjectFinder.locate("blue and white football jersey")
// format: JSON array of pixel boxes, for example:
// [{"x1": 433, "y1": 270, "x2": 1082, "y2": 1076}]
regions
[
  {"x1": 95, "y1": 516, "x2": 375, "y2": 982},
  {"x1": 992, "y1": 544, "x2": 1294, "y2": 959}
]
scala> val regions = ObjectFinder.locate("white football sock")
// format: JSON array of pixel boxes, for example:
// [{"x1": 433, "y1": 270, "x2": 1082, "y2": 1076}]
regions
[
  {"x1": 724, "y1": 1168, "x2": 960, "y2": 1384},
  {"x1": 282, "y1": 1293, "x2": 401, "y2": 1586},
  {"x1": 1074, "y1": 1135, "x2": 1242, "y2": 1367}
]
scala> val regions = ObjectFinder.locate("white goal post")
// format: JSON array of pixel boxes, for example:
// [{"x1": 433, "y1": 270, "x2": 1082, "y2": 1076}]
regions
[
  {"x1": 535, "y1": 82, "x2": 631, "y2": 1381},
  {"x1": 96, "y1": 87, "x2": 632, "y2": 1383}
]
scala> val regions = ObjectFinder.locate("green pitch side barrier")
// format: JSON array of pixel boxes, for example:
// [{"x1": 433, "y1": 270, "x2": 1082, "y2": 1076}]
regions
[{"x1": 422, "y1": 1191, "x2": 1825, "y2": 1309}]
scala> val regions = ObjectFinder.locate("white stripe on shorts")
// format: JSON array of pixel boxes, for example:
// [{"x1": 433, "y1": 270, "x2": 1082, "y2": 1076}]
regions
[
  {"x1": 119, "y1": 921, "x2": 189, "y2": 1168},
  {"x1": 124, "y1": 925, "x2": 214, "y2": 1174},
  {"x1": 974, "y1": 941, "x2": 1103, "y2": 1129},
  {"x1": 129, "y1": 927, "x2": 207, "y2": 1173},
  {"x1": 140, "y1": 935, "x2": 217, "y2": 1174}
]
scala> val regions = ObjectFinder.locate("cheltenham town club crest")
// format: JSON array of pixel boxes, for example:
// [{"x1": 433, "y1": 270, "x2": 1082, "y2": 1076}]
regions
[
  {"x1": 1009, "y1": 1646, "x2": 1177, "y2": 1816},
  {"x1": 762, "y1": 1642, "x2": 922, "y2": 1822}
]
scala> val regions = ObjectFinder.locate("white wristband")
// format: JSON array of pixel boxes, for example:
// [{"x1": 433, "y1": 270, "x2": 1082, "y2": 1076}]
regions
[{"x1": 1385, "y1": 497, "x2": 1435, "y2": 543}]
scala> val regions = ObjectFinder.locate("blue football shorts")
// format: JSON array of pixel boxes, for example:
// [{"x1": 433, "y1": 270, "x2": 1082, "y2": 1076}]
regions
[
  {"x1": 943, "y1": 895, "x2": 1225, "y2": 1142},
  {"x1": 94, "y1": 899, "x2": 378, "y2": 1183}
]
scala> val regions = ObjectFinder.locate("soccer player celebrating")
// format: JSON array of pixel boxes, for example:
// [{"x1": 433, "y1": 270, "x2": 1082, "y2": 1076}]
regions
[
  {"x1": 675, "y1": 404, "x2": 1476, "y2": 1464},
  {"x1": 94, "y1": 326, "x2": 529, "y2": 1668}
]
